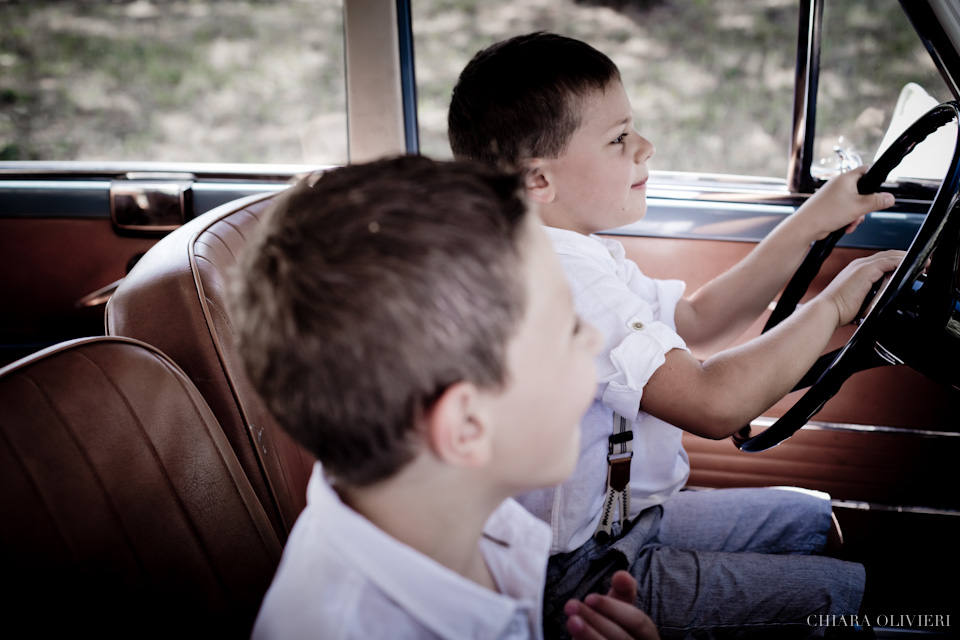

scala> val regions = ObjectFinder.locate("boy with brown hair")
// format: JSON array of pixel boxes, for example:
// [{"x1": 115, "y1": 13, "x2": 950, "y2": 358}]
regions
[
  {"x1": 231, "y1": 155, "x2": 660, "y2": 639},
  {"x1": 449, "y1": 32, "x2": 901, "y2": 638}
]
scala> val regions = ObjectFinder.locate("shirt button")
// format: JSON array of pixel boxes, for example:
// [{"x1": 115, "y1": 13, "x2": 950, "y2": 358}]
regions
[{"x1": 632, "y1": 321, "x2": 644, "y2": 330}]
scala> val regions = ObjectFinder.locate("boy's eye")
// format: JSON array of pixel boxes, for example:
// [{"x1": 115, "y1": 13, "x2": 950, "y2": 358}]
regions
[{"x1": 612, "y1": 133, "x2": 627, "y2": 144}]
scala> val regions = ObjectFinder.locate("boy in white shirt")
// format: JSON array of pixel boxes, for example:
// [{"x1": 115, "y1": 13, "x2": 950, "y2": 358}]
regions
[
  {"x1": 448, "y1": 32, "x2": 902, "y2": 638},
  {"x1": 230, "y1": 156, "x2": 660, "y2": 640}
]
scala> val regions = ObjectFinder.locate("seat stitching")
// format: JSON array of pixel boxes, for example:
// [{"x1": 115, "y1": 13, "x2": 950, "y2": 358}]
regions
[
  {"x1": 14, "y1": 361, "x2": 149, "y2": 574},
  {"x1": 74, "y1": 348, "x2": 240, "y2": 602},
  {"x1": 144, "y1": 347, "x2": 283, "y2": 555},
  {"x1": 190, "y1": 232, "x2": 288, "y2": 535},
  {"x1": 193, "y1": 253, "x2": 229, "y2": 281},
  {"x1": 84, "y1": 346, "x2": 281, "y2": 565},
  {"x1": 189, "y1": 197, "x2": 291, "y2": 536},
  {"x1": 202, "y1": 291, "x2": 299, "y2": 527},
  {"x1": 0, "y1": 373, "x2": 76, "y2": 558},
  {"x1": 218, "y1": 217, "x2": 247, "y2": 252},
  {"x1": 194, "y1": 236, "x2": 237, "y2": 267}
]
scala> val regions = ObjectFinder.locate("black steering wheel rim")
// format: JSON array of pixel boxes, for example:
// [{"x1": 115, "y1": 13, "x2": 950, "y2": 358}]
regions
[{"x1": 735, "y1": 100, "x2": 960, "y2": 453}]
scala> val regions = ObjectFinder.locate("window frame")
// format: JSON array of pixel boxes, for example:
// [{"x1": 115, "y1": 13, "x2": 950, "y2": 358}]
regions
[{"x1": 794, "y1": 0, "x2": 960, "y2": 198}]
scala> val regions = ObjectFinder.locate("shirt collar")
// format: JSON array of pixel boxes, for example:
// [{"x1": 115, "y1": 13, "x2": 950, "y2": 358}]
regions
[
  {"x1": 543, "y1": 225, "x2": 625, "y2": 263},
  {"x1": 308, "y1": 464, "x2": 550, "y2": 639}
]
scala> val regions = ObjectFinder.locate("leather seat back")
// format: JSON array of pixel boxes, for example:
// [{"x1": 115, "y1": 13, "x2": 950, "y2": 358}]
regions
[
  {"x1": 0, "y1": 336, "x2": 283, "y2": 637},
  {"x1": 106, "y1": 193, "x2": 314, "y2": 541}
]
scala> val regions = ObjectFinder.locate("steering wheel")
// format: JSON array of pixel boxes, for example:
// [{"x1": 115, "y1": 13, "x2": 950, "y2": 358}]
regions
[{"x1": 734, "y1": 100, "x2": 960, "y2": 453}]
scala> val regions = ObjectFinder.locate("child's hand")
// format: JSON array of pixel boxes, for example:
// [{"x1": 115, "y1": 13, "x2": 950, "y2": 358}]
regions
[
  {"x1": 564, "y1": 571, "x2": 660, "y2": 639},
  {"x1": 817, "y1": 250, "x2": 906, "y2": 326},
  {"x1": 797, "y1": 166, "x2": 896, "y2": 241}
]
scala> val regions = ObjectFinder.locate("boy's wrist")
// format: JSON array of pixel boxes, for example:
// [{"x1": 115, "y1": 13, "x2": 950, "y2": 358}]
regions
[
  {"x1": 802, "y1": 295, "x2": 843, "y2": 331},
  {"x1": 785, "y1": 206, "x2": 832, "y2": 246}
]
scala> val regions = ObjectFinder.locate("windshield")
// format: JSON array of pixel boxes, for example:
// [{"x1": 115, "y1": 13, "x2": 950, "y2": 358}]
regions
[{"x1": 813, "y1": 0, "x2": 955, "y2": 184}]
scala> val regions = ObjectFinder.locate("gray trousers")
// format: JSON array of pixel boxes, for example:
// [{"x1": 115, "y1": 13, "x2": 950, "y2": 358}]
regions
[{"x1": 543, "y1": 487, "x2": 866, "y2": 639}]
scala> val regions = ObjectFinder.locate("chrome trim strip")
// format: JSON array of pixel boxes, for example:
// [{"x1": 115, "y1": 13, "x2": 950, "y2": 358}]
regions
[
  {"x1": 194, "y1": 183, "x2": 289, "y2": 193},
  {"x1": 0, "y1": 161, "x2": 328, "y2": 180},
  {"x1": 0, "y1": 180, "x2": 111, "y2": 189},
  {"x1": 76, "y1": 278, "x2": 124, "y2": 308},
  {"x1": 0, "y1": 180, "x2": 290, "y2": 193},
  {"x1": 641, "y1": 198, "x2": 796, "y2": 216},
  {"x1": 651, "y1": 170, "x2": 791, "y2": 192},
  {"x1": 830, "y1": 499, "x2": 960, "y2": 517},
  {"x1": 750, "y1": 415, "x2": 960, "y2": 439}
]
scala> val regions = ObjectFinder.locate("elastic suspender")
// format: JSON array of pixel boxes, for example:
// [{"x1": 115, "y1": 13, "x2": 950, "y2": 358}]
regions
[{"x1": 594, "y1": 413, "x2": 633, "y2": 543}]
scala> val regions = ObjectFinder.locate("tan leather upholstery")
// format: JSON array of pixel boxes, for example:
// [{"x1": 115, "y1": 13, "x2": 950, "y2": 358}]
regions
[
  {"x1": 0, "y1": 336, "x2": 282, "y2": 636},
  {"x1": 106, "y1": 192, "x2": 314, "y2": 542}
]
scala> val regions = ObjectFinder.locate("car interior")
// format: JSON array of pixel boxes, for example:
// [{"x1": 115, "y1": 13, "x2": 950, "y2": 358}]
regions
[
  {"x1": 104, "y1": 191, "x2": 316, "y2": 543},
  {"x1": 0, "y1": 336, "x2": 282, "y2": 637},
  {"x1": 2, "y1": 0, "x2": 960, "y2": 637}
]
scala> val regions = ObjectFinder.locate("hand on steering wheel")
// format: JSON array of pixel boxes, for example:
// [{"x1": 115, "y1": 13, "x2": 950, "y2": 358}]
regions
[{"x1": 735, "y1": 101, "x2": 960, "y2": 452}]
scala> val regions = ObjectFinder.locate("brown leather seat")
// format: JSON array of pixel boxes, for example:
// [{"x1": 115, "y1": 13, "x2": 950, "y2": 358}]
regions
[
  {"x1": 106, "y1": 192, "x2": 314, "y2": 542},
  {"x1": 0, "y1": 336, "x2": 282, "y2": 637}
]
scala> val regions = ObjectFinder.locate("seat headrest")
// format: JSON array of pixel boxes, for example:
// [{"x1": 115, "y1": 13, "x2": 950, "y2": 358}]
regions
[{"x1": 106, "y1": 192, "x2": 314, "y2": 542}]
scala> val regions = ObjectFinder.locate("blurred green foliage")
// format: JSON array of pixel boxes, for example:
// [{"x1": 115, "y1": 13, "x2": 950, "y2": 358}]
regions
[
  {"x1": 0, "y1": 0, "x2": 346, "y2": 163},
  {"x1": 0, "y1": 0, "x2": 948, "y2": 175}
]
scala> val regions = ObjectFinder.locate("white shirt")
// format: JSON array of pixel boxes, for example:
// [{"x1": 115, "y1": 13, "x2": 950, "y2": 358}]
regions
[
  {"x1": 252, "y1": 463, "x2": 552, "y2": 640},
  {"x1": 516, "y1": 227, "x2": 691, "y2": 554}
]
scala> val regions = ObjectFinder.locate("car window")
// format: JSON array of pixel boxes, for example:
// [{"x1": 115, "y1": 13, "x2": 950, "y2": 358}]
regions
[
  {"x1": 0, "y1": 0, "x2": 347, "y2": 165},
  {"x1": 413, "y1": 0, "x2": 798, "y2": 179},
  {"x1": 813, "y1": 0, "x2": 954, "y2": 183}
]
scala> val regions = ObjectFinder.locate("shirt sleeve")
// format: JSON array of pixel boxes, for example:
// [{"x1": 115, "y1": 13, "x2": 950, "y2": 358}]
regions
[{"x1": 561, "y1": 248, "x2": 688, "y2": 421}]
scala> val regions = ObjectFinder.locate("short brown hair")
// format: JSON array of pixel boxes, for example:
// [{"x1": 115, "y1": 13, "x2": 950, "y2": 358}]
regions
[
  {"x1": 230, "y1": 156, "x2": 530, "y2": 487},
  {"x1": 448, "y1": 32, "x2": 621, "y2": 168}
]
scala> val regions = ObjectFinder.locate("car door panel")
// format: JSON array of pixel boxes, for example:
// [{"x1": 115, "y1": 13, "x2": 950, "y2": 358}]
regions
[
  {"x1": 617, "y1": 234, "x2": 960, "y2": 433},
  {"x1": 606, "y1": 195, "x2": 960, "y2": 504},
  {"x1": 0, "y1": 176, "x2": 293, "y2": 365},
  {"x1": 610, "y1": 214, "x2": 960, "y2": 622},
  {"x1": 0, "y1": 217, "x2": 155, "y2": 361}
]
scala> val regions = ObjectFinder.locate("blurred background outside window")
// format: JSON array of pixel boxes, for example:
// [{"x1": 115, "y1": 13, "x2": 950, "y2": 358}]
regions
[{"x1": 0, "y1": 0, "x2": 950, "y2": 179}]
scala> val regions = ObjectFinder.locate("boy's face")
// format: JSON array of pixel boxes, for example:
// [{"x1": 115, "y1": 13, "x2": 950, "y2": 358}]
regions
[
  {"x1": 484, "y1": 212, "x2": 602, "y2": 492},
  {"x1": 537, "y1": 80, "x2": 655, "y2": 235}
]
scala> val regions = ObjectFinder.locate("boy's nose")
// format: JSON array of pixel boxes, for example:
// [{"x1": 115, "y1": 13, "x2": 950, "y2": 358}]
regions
[{"x1": 634, "y1": 135, "x2": 655, "y2": 164}]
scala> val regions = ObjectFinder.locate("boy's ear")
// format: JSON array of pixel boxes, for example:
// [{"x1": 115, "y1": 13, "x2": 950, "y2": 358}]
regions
[
  {"x1": 423, "y1": 381, "x2": 493, "y2": 469},
  {"x1": 524, "y1": 158, "x2": 556, "y2": 204}
]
